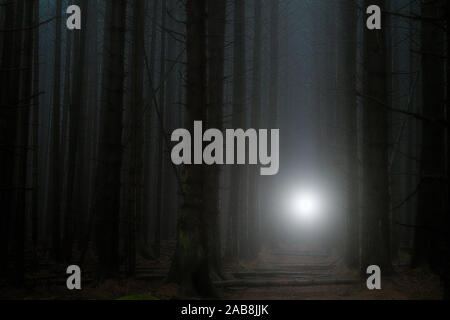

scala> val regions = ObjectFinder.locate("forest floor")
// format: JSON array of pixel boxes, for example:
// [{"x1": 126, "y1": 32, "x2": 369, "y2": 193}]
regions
[
  {"x1": 218, "y1": 246, "x2": 443, "y2": 300},
  {"x1": 0, "y1": 240, "x2": 443, "y2": 300}
]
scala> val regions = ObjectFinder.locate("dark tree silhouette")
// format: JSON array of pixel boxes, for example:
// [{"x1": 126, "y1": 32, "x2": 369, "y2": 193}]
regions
[
  {"x1": 360, "y1": 0, "x2": 392, "y2": 273},
  {"x1": 95, "y1": 0, "x2": 127, "y2": 278},
  {"x1": 167, "y1": 0, "x2": 214, "y2": 297}
]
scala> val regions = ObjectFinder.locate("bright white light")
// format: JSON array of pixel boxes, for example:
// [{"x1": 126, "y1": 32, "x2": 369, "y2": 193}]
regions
[
  {"x1": 288, "y1": 190, "x2": 322, "y2": 223},
  {"x1": 294, "y1": 192, "x2": 318, "y2": 214}
]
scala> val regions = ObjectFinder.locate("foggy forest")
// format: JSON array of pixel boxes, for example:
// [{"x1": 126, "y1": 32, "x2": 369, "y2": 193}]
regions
[{"x1": 1, "y1": 0, "x2": 450, "y2": 300}]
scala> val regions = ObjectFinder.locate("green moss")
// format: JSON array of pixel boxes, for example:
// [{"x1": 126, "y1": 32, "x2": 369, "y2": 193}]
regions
[
  {"x1": 239, "y1": 261, "x2": 249, "y2": 270},
  {"x1": 179, "y1": 230, "x2": 188, "y2": 248}
]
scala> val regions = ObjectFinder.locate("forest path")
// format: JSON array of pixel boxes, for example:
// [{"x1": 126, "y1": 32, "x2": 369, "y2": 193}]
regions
[
  {"x1": 6, "y1": 242, "x2": 441, "y2": 299},
  {"x1": 220, "y1": 247, "x2": 366, "y2": 299}
]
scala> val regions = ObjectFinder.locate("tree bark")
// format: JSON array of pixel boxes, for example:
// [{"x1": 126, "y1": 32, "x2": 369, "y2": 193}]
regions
[
  {"x1": 47, "y1": 0, "x2": 62, "y2": 259},
  {"x1": 143, "y1": 0, "x2": 159, "y2": 252},
  {"x1": 95, "y1": 0, "x2": 127, "y2": 279},
  {"x1": 445, "y1": 0, "x2": 450, "y2": 299},
  {"x1": 361, "y1": 0, "x2": 392, "y2": 274},
  {"x1": 264, "y1": 0, "x2": 279, "y2": 248},
  {"x1": 63, "y1": 0, "x2": 89, "y2": 261},
  {"x1": 247, "y1": 0, "x2": 262, "y2": 258},
  {"x1": 167, "y1": 0, "x2": 214, "y2": 297},
  {"x1": 127, "y1": 0, "x2": 146, "y2": 275},
  {"x1": 206, "y1": 0, "x2": 226, "y2": 277},
  {"x1": 413, "y1": 0, "x2": 446, "y2": 270},
  {"x1": 340, "y1": 0, "x2": 359, "y2": 269},
  {"x1": 154, "y1": 0, "x2": 167, "y2": 259},
  {"x1": 227, "y1": 0, "x2": 246, "y2": 260},
  {"x1": 31, "y1": 0, "x2": 40, "y2": 258},
  {"x1": 12, "y1": 0, "x2": 34, "y2": 283},
  {"x1": 0, "y1": 0, "x2": 18, "y2": 278}
]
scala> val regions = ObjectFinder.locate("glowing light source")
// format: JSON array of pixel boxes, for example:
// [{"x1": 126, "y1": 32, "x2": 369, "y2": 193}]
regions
[{"x1": 288, "y1": 189, "x2": 323, "y2": 224}]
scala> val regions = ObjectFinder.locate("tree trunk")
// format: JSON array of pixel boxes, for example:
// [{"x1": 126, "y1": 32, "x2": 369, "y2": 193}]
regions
[
  {"x1": 95, "y1": 0, "x2": 127, "y2": 279},
  {"x1": 167, "y1": 0, "x2": 214, "y2": 297},
  {"x1": 63, "y1": 0, "x2": 88, "y2": 261},
  {"x1": 263, "y1": 0, "x2": 279, "y2": 248},
  {"x1": 206, "y1": 0, "x2": 226, "y2": 277},
  {"x1": 60, "y1": 27, "x2": 73, "y2": 253},
  {"x1": 31, "y1": 0, "x2": 40, "y2": 258},
  {"x1": 0, "y1": 0, "x2": 17, "y2": 279},
  {"x1": 127, "y1": 0, "x2": 146, "y2": 275},
  {"x1": 61, "y1": 29, "x2": 73, "y2": 164},
  {"x1": 84, "y1": 0, "x2": 100, "y2": 252},
  {"x1": 143, "y1": 0, "x2": 159, "y2": 253},
  {"x1": 47, "y1": 0, "x2": 62, "y2": 260},
  {"x1": 413, "y1": 0, "x2": 446, "y2": 270},
  {"x1": 13, "y1": 0, "x2": 34, "y2": 283},
  {"x1": 154, "y1": 0, "x2": 167, "y2": 259},
  {"x1": 247, "y1": 0, "x2": 262, "y2": 258},
  {"x1": 226, "y1": 0, "x2": 246, "y2": 260},
  {"x1": 340, "y1": 0, "x2": 359, "y2": 269},
  {"x1": 445, "y1": 0, "x2": 450, "y2": 300},
  {"x1": 361, "y1": 0, "x2": 392, "y2": 273}
]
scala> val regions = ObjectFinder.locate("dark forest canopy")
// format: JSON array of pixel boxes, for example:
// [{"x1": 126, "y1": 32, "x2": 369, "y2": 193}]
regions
[{"x1": 0, "y1": 0, "x2": 449, "y2": 300}]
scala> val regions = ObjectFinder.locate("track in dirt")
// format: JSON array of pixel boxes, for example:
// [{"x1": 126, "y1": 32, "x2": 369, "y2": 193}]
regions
[{"x1": 216, "y1": 249, "x2": 363, "y2": 299}]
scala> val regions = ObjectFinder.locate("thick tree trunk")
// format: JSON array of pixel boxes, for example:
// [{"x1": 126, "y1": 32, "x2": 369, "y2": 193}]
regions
[
  {"x1": 95, "y1": 0, "x2": 127, "y2": 279},
  {"x1": 227, "y1": 0, "x2": 246, "y2": 260},
  {"x1": 127, "y1": 0, "x2": 146, "y2": 275},
  {"x1": 60, "y1": 28, "x2": 72, "y2": 253},
  {"x1": 47, "y1": 0, "x2": 62, "y2": 260},
  {"x1": 143, "y1": 0, "x2": 159, "y2": 252},
  {"x1": 167, "y1": 0, "x2": 214, "y2": 297},
  {"x1": 31, "y1": 0, "x2": 40, "y2": 257},
  {"x1": 444, "y1": 0, "x2": 450, "y2": 299},
  {"x1": 84, "y1": 0, "x2": 100, "y2": 252},
  {"x1": 13, "y1": 0, "x2": 34, "y2": 283},
  {"x1": 206, "y1": 0, "x2": 226, "y2": 277},
  {"x1": 154, "y1": 0, "x2": 167, "y2": 259},
  {"x1": 413, "y1": 0, "x2": 446, "y2": 270},
  {"x1": 361, "y1": 0, "x2": 392, "y2": 273},
  {"x1": 162, "y1": 0, "x2": 178, "y2": 240},
  {"x1": 63, "y1": 0, "x2": 88, "y2": 261},
  {"x1": 0, "y1": 0, "x2": 17, "y2": 279}
]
